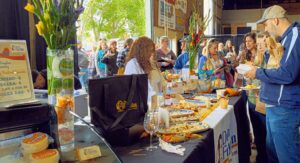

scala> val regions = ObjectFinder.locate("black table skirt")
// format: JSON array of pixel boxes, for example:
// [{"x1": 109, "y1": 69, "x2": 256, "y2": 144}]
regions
[
  {"x1": 230, "y1": 94, "x2": 251, "y2": 163},
  {"x1": 114, "y1": 129, "x2": 214, "y2": 163},
  {"x1": 114, "y1": 95, "x2": 251, "y2": 163}
]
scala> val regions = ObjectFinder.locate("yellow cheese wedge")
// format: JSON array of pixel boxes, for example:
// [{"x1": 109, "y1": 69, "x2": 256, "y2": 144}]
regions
[
  {"x1": 21, "y1": 132, "x2": 49, "y2": 155},
  {"x1": 30, "y1": 149, "x2": 59, "y2": 163},
  {"x1": 76, "y1": 145, "x2": 102, "y2": 161}
]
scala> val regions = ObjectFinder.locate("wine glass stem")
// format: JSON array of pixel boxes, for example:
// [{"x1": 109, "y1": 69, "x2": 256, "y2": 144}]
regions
[{"x1": 150, "y1": 133, "x2": 153, "y2": 149}]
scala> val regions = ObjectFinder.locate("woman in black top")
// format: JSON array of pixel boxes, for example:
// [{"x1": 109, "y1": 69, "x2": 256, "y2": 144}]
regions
[{"x1": 101, "y1": 40, "x2": 118, "y2": 76}]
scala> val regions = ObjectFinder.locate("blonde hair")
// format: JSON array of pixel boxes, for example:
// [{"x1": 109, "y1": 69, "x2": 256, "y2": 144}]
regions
[
  {"x1": 204, "y1": 38, "x2": 219, "y2": 57},
  {"x1": 160, "y1": 36, "x2": 169, "y2": 44},
  {"x1": 255, "y1": 31, "x2": 269, "y2": 66},
  {"x1": 99, "y1": 39, "x2": 108, "y2": 50},
  {"x1": 266, "y1": 37, "x2": 284, "y2": 68},
  {"x1": 126, "y1": 36, "x2": 156, "y2": 74}
]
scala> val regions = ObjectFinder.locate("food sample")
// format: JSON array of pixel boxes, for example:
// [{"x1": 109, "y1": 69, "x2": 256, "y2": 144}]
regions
[
  {"x1": 245, "y1": 84, "x2": 257, "y2": 89},
  {"x1": 171, "y1": 101, "x2": 202, "y2": 111},
  {"x1": 199, "y1": 109, "x2": 212, "y2": 121},
  {"x1": 224, "y1": 88, "x2": 240, "y2": 96},
  {"x1": 160, "y1": 133, "x2": 203, "y2": 143},
  {"x1": 170, "y1": 113, "x2": 201, "y2": 123},
  {"x1": 76, "y1": 145, "x2": 102, "y2": 161},
  {"x1": 219, "y1": 97, "x2": 229, "y2": 109},
  {"x1": 30, "y1": 149, "x2": 59, "y2": 163},
  {"x1": 169, "y1": 109, "x2": 194, "y2": 118},
  {"x1": 159, "y1": 122, "x2": 210, "y2": 134},
  {"x1": 21, "y1": 132, "x2": 49, "y2": 155}
]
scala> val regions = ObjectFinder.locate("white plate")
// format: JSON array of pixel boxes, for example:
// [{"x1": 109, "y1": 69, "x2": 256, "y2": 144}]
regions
[
  {"x1": 236, "y1": 64, "x2": 252, "y2": 75},
  {"x1": 158, "y1": 121, "x2": 210, "y2": 134},
  {"x1": 240, "y1": 86, "x2": 260, "y2": 90},
  {"x1": 169, "y1": 109, "x2": 194, "y2": 118}
]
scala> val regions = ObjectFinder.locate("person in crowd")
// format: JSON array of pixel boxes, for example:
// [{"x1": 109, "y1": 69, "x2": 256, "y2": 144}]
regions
[
  {"x1": 198, "y1": 38, "x2": 208, "y2": 58},
  {"x1": 224, "y1": 39, "x2": 238, "y2": 72},
  {"x1": 95, "y1": 39, "x2": 108, "y2": 78},
  {"x1": 31, "y1": 69, "x2": 46, "y2": 89},
  {"x1": 234, "y1": 42, "x2": 246, "y2": 86},
  {"x1": 116, "y1": 38, "x2": 134, "y2": 74},
  {"x1": 224, "y1": 39, "x2": 237, "y2": 57},
  {"x1": 77, "y1": 41, "x2": 89, "y2": 90},
  {"x1": 245, "y1": 5, "x2": 300, "y2": 163},
  {"x1": 239, "y1": 32, "x2": 257, "y2": 64},
  {"x1": 265, "y1": 36, "x2": 284, "y2": 69},
  {"x1": 218, "y1": 42, "x2": 226, "y2": 57},
  {"x1": 125, "y1": 36, "x2": 165, "y2": 99},
  {"x1": 238, "y1": 42, "x2": 245, "y2": 54},
  {"x1": 246, "y1": 31, "x2": 270, "y2": 163},
  {"x1": 31, "y1": 69, "x2": 82, "y2": 90},
  {"x1": 198, "y1": 39, "x2": 225, "y2": 81},
  {"x1": 156, "y1": 36, "x2": 177, "y2": 72},
  {"x1": 88, "y1": 46, "x2": 97, "y2": 79},
  {"x1": 174, "y1": 35, "x2": 189, "y2": 70},
  {"x1": 101, "y1": 40, "x2": 118, "y2": 76}
]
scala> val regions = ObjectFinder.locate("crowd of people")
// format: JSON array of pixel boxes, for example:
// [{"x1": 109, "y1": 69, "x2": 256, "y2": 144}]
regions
[
  {"x1": 25, "y1": 3, "x2": 300, "y2": 163},
  {"x1": 31, "y1": 4, "x2": 299, "y2": 163},
  {"x1": 93, "y1": 5, "x2": 300, "y2": 163}
]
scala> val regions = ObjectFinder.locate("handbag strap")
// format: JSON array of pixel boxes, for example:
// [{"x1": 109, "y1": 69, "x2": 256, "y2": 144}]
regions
[
  {"x1": 137, "y1": 76, "x2": 147, "y2": 113},
  {"x1": 104, "y1": 84, "x2": 110, "y2": 112},
  {"x1": 109, "y1": 75, "x2": 137, "y2": 130}
]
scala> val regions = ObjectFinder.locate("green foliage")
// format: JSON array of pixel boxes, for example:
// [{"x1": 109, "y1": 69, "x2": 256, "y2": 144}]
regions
[{"x1": 80, "y1": 0, "x2": 145, "y2": 41}]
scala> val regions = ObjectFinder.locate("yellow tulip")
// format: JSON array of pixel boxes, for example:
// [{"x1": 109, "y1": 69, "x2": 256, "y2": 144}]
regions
[
  {"x1": 44, "y1": 12, "x2": 50, "y2": 21},
  {"x1": 24, "y1": 3, "x2": 35, "y2": 14},
  {"x1": 35, "y1": 21, "x2": 45, "y2": 36},
  {"x1": 43, "y1": 0, "x2": 49, "y2": 4}
]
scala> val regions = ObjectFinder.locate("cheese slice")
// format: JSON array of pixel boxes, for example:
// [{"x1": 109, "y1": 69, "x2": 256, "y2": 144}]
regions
[
  {"x1": 76, "y1": 145, "x2": 102, "y2": 161},
  {"x1": 30, "y1": 149, "x2": 59, "y2": 163},
  {"x1": 21, "y1": 132, "x2": 49, "y2": 155}
]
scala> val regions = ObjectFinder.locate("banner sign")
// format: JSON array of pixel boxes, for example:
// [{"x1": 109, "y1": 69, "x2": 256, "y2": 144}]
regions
[
  {"x1": 0, "y1": 40, "x2": 35, "y2": 107},
  {"x1": 158, "y1": 0, "x2": 176, "y2": 30},
  {"x1": 203, "y1": 106, "x2": 239, "y2": 163}
]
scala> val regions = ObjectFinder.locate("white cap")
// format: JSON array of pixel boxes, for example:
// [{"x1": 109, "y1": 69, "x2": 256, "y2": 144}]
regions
[{"x1": 256, "y1": 5, "x2": 287, "y2": 24}]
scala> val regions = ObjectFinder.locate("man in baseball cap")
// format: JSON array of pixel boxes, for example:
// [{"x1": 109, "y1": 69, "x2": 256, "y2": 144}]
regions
[
  {"x1": 245, "y1": 5, "x2": 300, "y2": 163},
  {"x1": 256, "y1": 5, "x2": 287, "y2": 24}
]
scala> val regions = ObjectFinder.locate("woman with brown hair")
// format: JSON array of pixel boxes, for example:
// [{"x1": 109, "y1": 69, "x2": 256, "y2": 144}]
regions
[
  {"x1": 125, "y1": 36, "x2": 165, "y2": 98},
  {"x1": 238, "y1": 32, "x2": 257, "y2": 64},
  {"x1": 224, "y1": 39, "x2": 237, "y2": 57},
  {"x1": 101, "y1": 40, "x2": 118, "y2": 76}
]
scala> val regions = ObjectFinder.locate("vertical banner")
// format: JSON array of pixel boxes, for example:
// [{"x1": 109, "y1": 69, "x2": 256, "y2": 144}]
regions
[
  {"x1": 174, "y1": 0, "x2": 187, "y2": 31},
  {"x1": 0, "y1": 40, "x2": 35, "y2": 107},
  {"x1": 203, "y1": 106, "x2": 239, "y2": 163},
  {"x1": 158, "y1": 0, "x2": 176, "y2": 30}
]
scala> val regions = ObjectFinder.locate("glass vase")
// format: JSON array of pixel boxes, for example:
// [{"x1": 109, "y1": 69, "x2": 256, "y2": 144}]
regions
[
  {"x1": 188, "y1": 50, "x2": 198, "y2": 79},
  {"x1": 47, "y1": 48, "x2": 75, "y2": 152}
]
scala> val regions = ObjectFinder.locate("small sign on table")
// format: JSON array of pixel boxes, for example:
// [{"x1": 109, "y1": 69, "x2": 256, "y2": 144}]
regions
[{"x1": 0, "y1": 40, "x2": 35, "y2": 108}]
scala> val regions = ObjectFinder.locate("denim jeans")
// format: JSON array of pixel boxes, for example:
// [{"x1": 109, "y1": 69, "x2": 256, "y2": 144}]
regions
[
  {"x1": 248, "y1": 101, "x2": 268, "y2": 163},
  {"x1": 88, "y1": 68, "x2": 96, "y2": 79},
  {"x1": 98, "y1": 68, "x2": 106, "y2": 78},
  {"x1": 79, "y1": 68, "x2": 88, "y2": 90},
  {"x1": 266, "y1": 106, "x2": 300, "y2": 163}
]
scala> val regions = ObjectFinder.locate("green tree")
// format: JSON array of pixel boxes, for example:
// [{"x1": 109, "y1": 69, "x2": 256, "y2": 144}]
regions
[{"x1": 80, "y1": 0, "x2": 145, "y2": 41}]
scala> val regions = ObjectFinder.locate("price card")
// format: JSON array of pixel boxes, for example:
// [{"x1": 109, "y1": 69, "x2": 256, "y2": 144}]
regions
[{"x1": 0, "y1": 40, "x2": 35, "y2": 107}]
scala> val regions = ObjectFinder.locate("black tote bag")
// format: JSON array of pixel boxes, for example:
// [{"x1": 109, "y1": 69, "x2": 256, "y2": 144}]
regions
[{"x1": 88, "y1": 74, "x2": 148, "y2": 145}]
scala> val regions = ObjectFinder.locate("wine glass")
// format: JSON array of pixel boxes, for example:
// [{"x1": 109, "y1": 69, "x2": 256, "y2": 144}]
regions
[{"x1": 143, "y1": 110, "x2": 159, "y2": 151}]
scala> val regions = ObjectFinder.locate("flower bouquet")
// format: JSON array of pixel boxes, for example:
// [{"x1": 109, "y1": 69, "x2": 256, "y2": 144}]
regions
[
  {"x1": 186, "y1": 9, "x2": 210, "y2": 76},
  {"x1": 25, "y1": 0, "x2": 84, "y2": 152}
]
